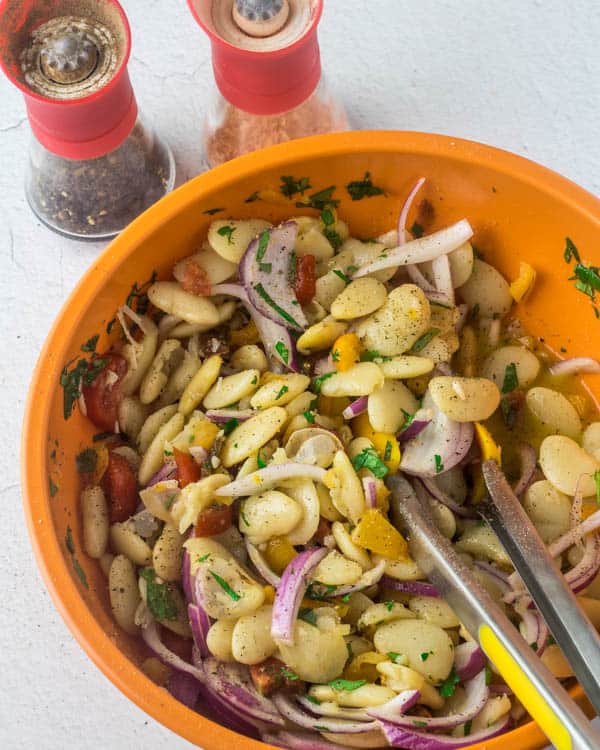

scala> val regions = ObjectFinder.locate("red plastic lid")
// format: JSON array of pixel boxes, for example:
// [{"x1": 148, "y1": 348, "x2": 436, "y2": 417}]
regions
[
  {"x1": 187, "y1": 0, "x2": 323, "y2": 116},
  {"x1": 0, "y1": 0, "x2": 137, "y2": 160}
]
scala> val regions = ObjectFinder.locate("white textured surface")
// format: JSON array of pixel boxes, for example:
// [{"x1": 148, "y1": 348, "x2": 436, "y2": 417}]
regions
[{"x1": 1, "y1": 1, "x2": 600, "y2": 748}]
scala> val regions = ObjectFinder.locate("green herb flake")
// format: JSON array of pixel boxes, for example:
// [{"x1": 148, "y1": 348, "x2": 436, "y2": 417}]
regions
[
  {"x1": 92, "y1": 431, "x2": 113, "y2": 442},
  {"x1": 327, "y1": 678, "x2": 367, "y2": 691},
  {"x1": 280, "y1": 667, "x2": 300, "y2": 681},
  {"x1": 257, "y1": 453, "x2": 267, "y2": 470},
  {"x1": 412, "y1": 328, "x2": 441, "y2": 353},
  {"x1": 439, "y1": 668, "x2": 460, "y2": 698},
  {"x1": 81, "y1": 334, "x2": 99, "y2": 352},
  {"x1": 384, "y1": 601, "x2": 394, "y2": 612},
  {"x1": 313, "y1": 726, "x2": 330, "y2": 733},
  {"x1": 384, "y1": 440, "x2": 392, "y2": 462},
  {"x1": 240, "y1": 509, "x2": 250, "y2": 526},
  {"x1": 197, "y1": 553, "x2": 210, "y2": 563},
  {"x1": 275, "y1": 385, "x2": 289, "y2": 400},
  {"x1": 59, "y1": 359, "x2": 87, "y2": 420},
  {"x1": 245, "y1": 191, "x2": 260, "y2": 203},
  {"x1": 501, "y1": 362, "x2": 519, "y2": 394},
  {"x1": 303, "y1": 410, "x2": 316, "y2": 423},
  {"x1": 209, "y1": 570, "x2": 242, "y2": 601},
  {"x1": 298, "y1": 607, "x2": 318, "y2": 626},
  {"x1": 464, "y1": 720, "x2": 473, "y2": 736},
  {"x1": 346, "y1": 641, "x2": 354, "y2": 659},
  {"x1": 203, "y1": 207, "x2": 225, "y2": 215},
  {"x1": 254, "y1": 283, "x2": 302, "y2": 328},
  {"x1": 360, "y1": 350, "x2": 382, "y2": 362},
  {"x1": 124, "y1": 271, "x2": 158, "y2": 317},
  {"x1": 352, "y1": 447, "x2": 389, "y2": 479},
  {"x1": 332, "y1": 268, "x2": 352, "y2": 285},
  {"x1": 346, "y1": 172, "x2": 385, "y2": 201},
  {"x1": 72, "y1": 558, "x2": 88, "y2": 588},
  {"x1": 574, "y1": 263, "x2": 600, "y2": 293},
  {"x1": 65, "y1": 526, "x2": 75, "y2": 554},
  {"x1": 323, "y1": 227, "x2": 342, "y2": 250},
  {"x1": 273, "y1": 340, "x2": 290, "y2": 365},
  {"x1": 594, "y1": 470, "x2": 600, "y2": 505},
  {"x1": 387, "y1": 652, "x2": 402, "y2": 663},
  {"x1": 305, "y1": 695, "x2": 321, "y2": 706},
  {"x1": 564, "y1": 237, "x2": 581, "y2": 263},
  {"x1": 223, "y1": 418, "x2": 239, "y2": 436},
  {"x1": 140, "y1": 568, "x2": 179, "y2": 619},
  {"x1": 320, "y1": 208, "x2": 335, "y2": 226},
  {"x1": 410, "y1": 221, "x2": 424, "y2": 238},
  {"x1": 281, "y1": 175, "x2": 311, "y2": 198},
  {"x1": 258, "y1": 262, "x2": 272, "y2": 273},
  {"x1": 341, "y1": 593, "x2": 351, "y2": 603},
  {"x1": 412, "y1": 720, "x2": 428, "y2": 728},
  {"x1": 49, "y1": 478, "x2": 58, "y2": 497},
  {"x1": 485, "y1": 665, "x2": 493, "y2": 686},
  {"x1": 296, "y1": 185, "x2": 339, "y2": 211},
  {"x1": 434, "y1": 454, "x2": 444, "y2": 474},
  {"x1": 217, "y1": 225, "x2": 236, "y2": 244},
  {"x1": 420, "y1": 651, "x2": 433, "y2": 662},
  {"x1": 75, "y1": 447, "x2": 97, "y2": 475},
  {"x1": 312, "y1": 371, "x2": 335, "y2": 393}
]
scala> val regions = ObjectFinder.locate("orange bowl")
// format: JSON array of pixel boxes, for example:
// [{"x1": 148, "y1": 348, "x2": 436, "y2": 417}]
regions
[{"x1": 22, "y1": 131, "x2": 600, "y2": 749}]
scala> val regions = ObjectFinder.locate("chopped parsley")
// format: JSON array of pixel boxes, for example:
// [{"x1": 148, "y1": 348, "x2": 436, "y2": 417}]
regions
[
  {"x1": 420, "y1": 651, "x2": 433, "y2": 662},
  {"x1": 209, "y1": 570, "x2": 242, "y2": 601},
  {"x1": 65, "y1": 526, "x2": 75, "y2": 554},
  {"x1": 574, "y1": 263, "x2": 600, "y2": 294},
  {"x1": 254, "y1": 283, "x2": 302, "y2": 328},
  {"x1": 81, "y1": 334, "x2": 99, "y2": 352},
  {"x1": 298, "y1": 607, "x2": 318, "y2": 626},
  {"x1": 331, "y1": 349, "x2": 341, "y2": 362},
  {"x1": 464, "y1": 720, "x2": 473, "y2": 736},
  {"x1": 203, "y1": 207, "x2": 224, "y2": 215},
  {"x1": 434, "y1": 454, "x2": 444, "y2": 474},
  {"x1": 257, "y1": 452, "x2": 267, "y2": 470},
  {"x1": 305, "y1": 695, "x2": 321, "y2": 705},
  {"x1": 352, "y1": 447, "x2": 389, "y2": 479},
  {"x1": 275, "y1": 385, "x2": 289, "y2": 400},
  {"x1": 328, "y1": 678, "x2": 367, "y2": 691},
  {"x1": 65, "y1": 526, "x2": 88, "y2": 588},
  {"x1": 439, "y1": 668, "x2": 460, "y2": 698},
  {"x1": 412, "y1": 720, "x2": 428, "y2": 728},
  {"x1": 384, "y1": 440, "x2": 393, "y2": 462},
  {"x1": 92, "y1": 431, "x2": 113, "y2": 442},
  {"x1": 140, "y1": 568, "x2": 179, "y2": 620},
  {"x1": 485, "y1": 664, "x2": 493, "y2": 685},
  {"x1": 400, "y1": 409, "x2": 415, "y2": 432},
  {"x1": 564, "y1": 237, "x2": 581, "y2": 263},
  {"x1": 387, "y1": 652, "x2": 402, "y2": 663},
  {"x1": 410, "y1": 221, "x2": 424, "y2": 238},
  {"x1": 245, "y1": 191, "x2": 260, "y2": 203},
  {"x1": 258, "y1": 262, "x2": 272, "y2": 273},
  {"x1": 332, "y1": 268, "x2": 352, "y2": 285},
  {"x1": 217, "y1": 225, "x2": 236, "y2": 244},
  {"x1": 75, "y1": 448, "x2": 97, "y2": 475},
  {"x1": 346, "y1": 172, "x2": 385, "y2": 201},
  {"x1": 296, "y1": 185, "x2": 339, "y2": 211},
  {"x1": 501, "y1": 362, "x2": 518, "y2": 394},
  {"x1": 49, "y1": 478, "x2": 58, "y2": 497},
  {"x1": 360, "y1": 350, "x2": 387, "y2": 362},
  {"x1": 312, "y1": 371, "x2": 335, "y2": 393},
  {"x1": 281, "y1": 175, "x2": 311, "y2": 198},
  {"x1": 320, "y1": 208, "x2": 335, "y2": 226},
  {"x1": 197, "y1": 553, "x2": 210, "y2": 563},
  {"x1": 303, "y1": 410, "x2": 316, "y2": 423},
  {"x1": 384, "y1": 601, "x2": 394, "y2": 612},
  {"x1": 275, "y1": 340, "x2": 289, "y2": 364},
  {"x1": 280, "y1": 667, "x2": 300, "y2": 681},
  {"x1": 594, "y1": 470, "x2": 600, "y2": 505},
  {"x1": 323, "y1": 227, "x2": 343, "y2": 250},
  {"x1": 412, "y1": 328, "x2": 441, "y2": 353},
  {"x1": 240, "y1": 509, "x2": 250, "y2": 526},
  {"x1": 123, "y1": 271, "x2": 157, "y2": 318},
  {"x1": 314, "y1": 726, "x2": 330, "y2": 732}
]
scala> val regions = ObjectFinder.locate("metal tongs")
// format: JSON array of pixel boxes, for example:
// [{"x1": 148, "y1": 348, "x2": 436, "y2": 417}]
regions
[{"x1": 387, "y1": 471, "x2": 600, "y2": 750}]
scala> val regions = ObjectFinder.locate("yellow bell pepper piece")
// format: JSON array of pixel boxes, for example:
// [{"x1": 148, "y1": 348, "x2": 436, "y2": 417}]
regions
[
  {"x1": 352, "y1": 411, "x2": 377, "y2": 440},
  {"x1": 230, "y1": 320, "x2": 260, "y2": 346},
  {"x1": 474, "y1": 422, "x2": 502, "y2": 464},
  {"x1": 332, "y1": 333, "x2": 361, "y2": 373},
  {"x1": 263, "y1": 585, "x2": 275, "y2": 604},
  {"x1": 371, "y1": 433, "x2": 401, "y2": 473},
  {"x1": 510, "y1": 261, "x2": 537, "y2": 303},
  {"x1": 264, "y1": 537, "x2": 297, "y2": 574},
  {"x1": 375, "y1": 479, "x2": 391, "y2": 513},
  {"x1": 191, "y1": 420, "x2": 220, "y2": 451},
  {"x1": 351, "y1": 508, "x2": 410, "y2": 560},
  {"x1": 344, "y1": 651, "x2": 387, "y2": 683}
]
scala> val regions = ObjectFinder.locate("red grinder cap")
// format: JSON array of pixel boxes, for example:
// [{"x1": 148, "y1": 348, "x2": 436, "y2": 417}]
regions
[
  {"x1": 188, "y1": 0, "x2": 323, "y2": 116},
  {"x1": 0, "y1": 0, "x2": 137, "y2": 160}
]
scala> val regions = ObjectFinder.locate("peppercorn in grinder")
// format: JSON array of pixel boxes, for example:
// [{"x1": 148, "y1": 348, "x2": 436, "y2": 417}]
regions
[
  {"x1": 187, "y1": 0, "x2": 348, "y2": 167},
  {"x1": 0, "y1": 0, "x2": 175, "y2": 239}
]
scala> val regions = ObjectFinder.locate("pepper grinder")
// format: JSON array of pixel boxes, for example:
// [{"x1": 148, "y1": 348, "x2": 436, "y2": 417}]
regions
[
  {"x1": 0, "y1": 0, "x2": 175, "y2": 239},
  {"x1": 187, "y1": 0, "x2": 348, "y2": 167}
]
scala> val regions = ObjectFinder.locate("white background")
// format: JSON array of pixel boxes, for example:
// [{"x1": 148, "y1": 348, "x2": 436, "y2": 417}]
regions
[{"x1": 2, "y1": 1, "x2": 600, "y2": 747}]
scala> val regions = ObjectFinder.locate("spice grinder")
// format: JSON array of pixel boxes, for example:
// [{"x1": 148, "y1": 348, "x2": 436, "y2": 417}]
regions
[
  {"x1": 187, "y1": 0, "x2": 348, "y2": 167},
  {"x1": 0, "y1": 0, "x2": 175, "y2": 239}
]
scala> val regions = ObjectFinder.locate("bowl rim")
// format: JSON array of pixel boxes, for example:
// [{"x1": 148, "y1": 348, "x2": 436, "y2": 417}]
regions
[{"x1": 21, "y1": 130, "x2": 600, "y2": 750}]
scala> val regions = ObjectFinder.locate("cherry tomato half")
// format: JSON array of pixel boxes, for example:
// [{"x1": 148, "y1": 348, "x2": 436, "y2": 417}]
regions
[
  {"x1": 81, "y1": 352, "x2": 128, "y2": 432},
  {"x1": 102, "y1": 451, "x2": 138, "y2": 523},
  {"x1": 293, "y1": 254, "x2": 316, "y2": 306},
  {"x1": 173, "y1": 448, "x2": 201, "y2": 488},
  {"x1": 194, "y1": 504, "x2": 233, "y2": 537}
]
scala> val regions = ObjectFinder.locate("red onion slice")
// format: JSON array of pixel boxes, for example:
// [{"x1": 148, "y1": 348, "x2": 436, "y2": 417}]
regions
[
  {"x1": 296, "y1": 696, "x2": 373, "y2": 722},
  {"x1": 189, "y1": 445, "x2": 208, "y2": 465},
  {"x1": 246, "y1": 538, "x2": 282, "y2": 587},
  {"x1": 565, "y1": 533, "x2": 600, "y2": 593},
  {"x1": 415, "y1": 477, "x2": 476, "y2": 519},
  {"x1": 262, "y1": 730, "x2": 349, "y2": 750},
  {"x1": 472, "y1": 560, "x2": 511, "y2": 594},
  {"x1": 271, "y1": 546, "x2": 329, "y2": 646},
  {"x1": 397, "y1": 178, "x2": 426, "y2": 243},
  {"x1": 398, "y1": 409, "x2": 433, "y2": 443},
  {"x1": 407, "y1": 263, "x2": 437, "y2": 293},
  {"x1": 400, "y1": 393, "x2": 474, "y2": 477},
  {"x1": 215, "y1": 463, "x2": 327, "y2": 499},
  {"x1": 362, "y1": 476, "x2": 378, "y2": 508},
  {"x1": 239, "y1": 222, "x2": 307, "y2": 331},
  {"x1": 511, "y1": 443, "x2": 537, "y2": 497},
  {"x1": 144, "y1": 460, "x2": 177, "y2": 488},
  {"x1": 548, "y1": 357, "x2": 600, "y2": 376},
  {"x1": 167, "y1": 670, "x2": 202, "y2": 709},
  {"x1": 331, "y1": 559, "x2": 387, "y2": 597},
  {"x1": 368, "y1": 672, "x2": 487, "y2": 731},
  {"x1": 516, "y1": 602, "x2": 549, "y2": 656},
  {"x1": 453, "y1": 641, "x2": 487, "y2": 681},
  {"x1": 343, "y1": 396, "x2": 369, "y2": 420},
  {"x1": 203, "y1": 656, "x2": 284, "y2": 726},
  {"x1": 188, "y1": 603, "x2": 211, "y2": 659},
  {"x1": 548, "y1": 509, "x2": 600, "y2": 557},
  {"x1": 182, "y1": 549, "x2": 194, "y2": 603},
  {"x1": 379, "y1": 713, "x2": 512, "y2": 749},
  {"x1": 141, "y1": 621, "x2": 205, "y2": 684},
  {"x1": 273, "y1": 693, "x2": 378, "y2": 734},
  {"x1": 380, "y1": 576, "x2": 440, "y2": 598},
  {"x1": 353, "y1": 220, "x2": 473, "y2": 279},
  {"x1": 431, "y1": 254, "x2": 455, "y2": 305},
  {"x1": 205, "y1": 408, "x2": 254, "y2": 423}
]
